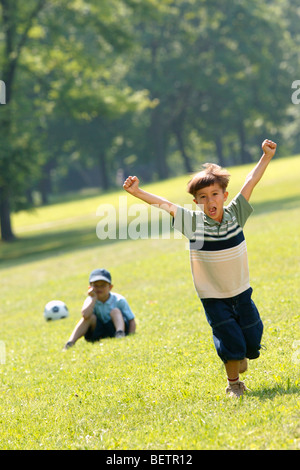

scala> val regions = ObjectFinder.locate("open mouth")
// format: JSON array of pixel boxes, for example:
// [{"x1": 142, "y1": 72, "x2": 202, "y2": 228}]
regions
[{"x1": 208, "y1": 206, "x2": 217, "y2": 217}]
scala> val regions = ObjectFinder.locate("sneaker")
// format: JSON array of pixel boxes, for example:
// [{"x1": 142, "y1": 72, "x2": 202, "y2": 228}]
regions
[
  {"x1": 115, "y1": 330, "x2": 125, "y2": 338},
  {"x1": 239, "y1": 358, "x2": 248, "y2": 374},
  {"x1": 62, "y1": 341, "x2": 75, "y2": 351},
  {"x1": 225, "y1": 380, "x2": 247, "y2": 398}
]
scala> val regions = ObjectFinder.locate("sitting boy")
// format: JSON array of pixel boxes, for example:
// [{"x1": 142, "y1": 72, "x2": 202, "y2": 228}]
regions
[
  {"x1": 123, "y1": 139, "x2": 277, "y2": 397},
  {"x1": 63, "y1": 268, "x2": 136, "y2": 350}
]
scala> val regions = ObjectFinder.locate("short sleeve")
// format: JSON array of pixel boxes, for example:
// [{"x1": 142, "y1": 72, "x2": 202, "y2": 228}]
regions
[
  {"x1": 226, "y1": 193, "x2": 253, "y2": 228},
  {"x1": 172, "y1": 206, "x2": 204, "y2": 240},
  {"x1": 117, "y1": 297, "x2": 135, "y2": 321}
]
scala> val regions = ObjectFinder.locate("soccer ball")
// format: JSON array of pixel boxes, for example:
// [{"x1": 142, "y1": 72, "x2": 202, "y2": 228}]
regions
[{"x1": 44, "y1": 300, "x2": 69, "y2": 321}]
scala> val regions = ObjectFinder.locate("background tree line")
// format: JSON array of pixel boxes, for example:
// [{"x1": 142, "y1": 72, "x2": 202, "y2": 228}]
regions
[{"x1": 0, "y1": 0, "x2": 299, "y2": 241}]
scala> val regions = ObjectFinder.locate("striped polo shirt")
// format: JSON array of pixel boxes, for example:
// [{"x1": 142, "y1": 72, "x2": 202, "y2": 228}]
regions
[{"x1": 173, "y1": 193, "x2": 253, "y2": 299}]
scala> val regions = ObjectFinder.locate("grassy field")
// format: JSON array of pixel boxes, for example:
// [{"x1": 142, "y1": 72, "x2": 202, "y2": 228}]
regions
[{"x1": 0, "y1": 155, "x2": 299, "y2": 450}]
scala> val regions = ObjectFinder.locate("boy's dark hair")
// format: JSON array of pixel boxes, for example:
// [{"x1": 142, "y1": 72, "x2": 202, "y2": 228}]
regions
[{"x1": 187, "y1": 163, "x2": 230, "y2": 197}]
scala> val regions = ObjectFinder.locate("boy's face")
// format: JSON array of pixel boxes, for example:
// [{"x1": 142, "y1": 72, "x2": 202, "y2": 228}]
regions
[
  {"x1": 90, "y1": 280, "x2": 112, "y2": 301},
  {"x1": 193, "y1": 183, "x2": 228, "y2": 223}
]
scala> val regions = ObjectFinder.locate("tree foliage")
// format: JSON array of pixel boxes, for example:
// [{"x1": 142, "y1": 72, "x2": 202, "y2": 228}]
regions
[{"x1": 0, "y1": 0, "x2": 299, "y2": 240}]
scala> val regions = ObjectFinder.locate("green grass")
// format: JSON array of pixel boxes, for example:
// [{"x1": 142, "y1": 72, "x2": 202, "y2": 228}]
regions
[{"x1": 0, "y1": 156, "x2": 299, "y2": 449}]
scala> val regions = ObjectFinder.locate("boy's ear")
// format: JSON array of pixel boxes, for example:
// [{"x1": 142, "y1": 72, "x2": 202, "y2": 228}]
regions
[{"x1": 223, "y1": 191, "x2": 229, "y2": 202}]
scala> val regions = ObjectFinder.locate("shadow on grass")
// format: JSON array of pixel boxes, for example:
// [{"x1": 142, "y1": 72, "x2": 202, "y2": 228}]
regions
[
  {"x1": 0, "y1": 219, "x2": 175, "y2": 270},
  {"x1": 248, "y1": 383, "x2": 299, "y2": 400},
  {"x1": 251, "y1": 194, "x2": 300, "y2": 215},
  {"x1": 0, "y1": 226, "x2": 111, "y2": 270},
  {"x1": 1, "y1": 193, "x2": 299, "y2": 270}
]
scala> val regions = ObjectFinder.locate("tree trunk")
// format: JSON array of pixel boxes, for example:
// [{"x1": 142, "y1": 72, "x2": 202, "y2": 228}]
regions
[
  {"x1": 150, "y1": 108, "x2": 169, "y2": 179},
  {"x1": 215, "y1": 136, "x2": 225, "y2": 167},
  {"x1": 0, "y1": 111, "x2": 15, "y2": 241},
  {"x1": 99, "y1": 151, "x2": 109, "y2": 190},
  {"x1": 173, "y1": 125, "x2": 193, "y2": 174},
  {"x1": 0, "y1": 188, "x2": 15, "y2": 241},
  {"x1": 238, "y1": 119, "x2": 252, "y2": 164}
]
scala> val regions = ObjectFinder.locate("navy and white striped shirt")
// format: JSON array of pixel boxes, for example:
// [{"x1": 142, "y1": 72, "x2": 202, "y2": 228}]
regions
[{"x1": 173, "y1": 193, "x2": 253, "y2": 299}]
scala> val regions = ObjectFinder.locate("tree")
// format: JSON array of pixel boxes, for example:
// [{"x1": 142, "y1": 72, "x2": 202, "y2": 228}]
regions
[
  {"x1": 0, "y1": 0, "x2": 47, "y2": 240},
  {"x1": 0, "y1": 0, "x2": 156, "y2": 240},
  {"x1": 125, "y1": 0, "x2": 297, "y2": 176}
]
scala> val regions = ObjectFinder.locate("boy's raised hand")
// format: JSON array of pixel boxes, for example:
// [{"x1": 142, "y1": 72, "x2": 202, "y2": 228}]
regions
[
  {"x1": 262, "y1": 139, "x2": 277, "y2": 159},
  {"x1": 123, "y1": 174, "x2": 177, "y2": 216},
  {"x1": 123, "y1": 175, "x2": 140, "y2": 195}
]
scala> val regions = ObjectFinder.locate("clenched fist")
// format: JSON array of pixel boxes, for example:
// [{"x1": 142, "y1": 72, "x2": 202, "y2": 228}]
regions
[
  {"x1": 123, "y1": 175, "x2": 140, "y2": 195},
  {"x1": 262, "y1": 139, "x2": 277, "y2": 159}
]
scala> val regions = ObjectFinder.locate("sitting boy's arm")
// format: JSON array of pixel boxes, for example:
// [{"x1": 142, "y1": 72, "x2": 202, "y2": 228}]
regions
[
  {"x1": 240, "y1": 139, "x2": 277, "y2": 202},
  {"x1": 123, "y1": 175, "x2": 178, "y2": 217},
  {"x1": 128, "y1": 318, "x2": 136, "y2": 334},
  {"x1": 81, "y1": 289, "x2": 97, "y2": 319}
]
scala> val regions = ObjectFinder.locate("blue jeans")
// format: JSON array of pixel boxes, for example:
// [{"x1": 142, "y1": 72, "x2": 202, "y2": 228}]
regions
[{"x1": 201, "y1": 288, "x2": 263, "y2": 363}]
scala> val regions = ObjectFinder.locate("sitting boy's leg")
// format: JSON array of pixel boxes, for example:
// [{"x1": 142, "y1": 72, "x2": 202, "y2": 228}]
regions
[
  {"x1": 63, "y1": 314, "x2": 97, "y2": 349},
  {"x1": 110, "y1": 308, "x2": 125, "y2": 337}
]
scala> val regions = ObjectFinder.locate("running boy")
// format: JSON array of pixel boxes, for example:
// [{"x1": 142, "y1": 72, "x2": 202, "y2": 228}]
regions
[
  {"x1": 123, "y1": 139, "x2": 277, "y2": 397},
  {"x1": 63, "y1": 268, "x2": 136, "y2": 350}
]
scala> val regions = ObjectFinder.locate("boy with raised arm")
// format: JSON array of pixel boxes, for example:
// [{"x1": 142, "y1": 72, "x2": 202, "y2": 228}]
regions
[{"x1": 123, "y1": 139, "x2": 277, "y2": 397}]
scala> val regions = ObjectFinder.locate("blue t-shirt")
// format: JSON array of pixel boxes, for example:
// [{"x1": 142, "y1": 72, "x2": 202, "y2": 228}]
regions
[{"x1": 93, "y1": 292, "x2": 134, "y2": 324}]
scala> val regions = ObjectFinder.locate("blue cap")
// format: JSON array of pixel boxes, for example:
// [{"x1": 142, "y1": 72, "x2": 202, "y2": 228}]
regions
[{"x1": 89, "y1": 268, "x2": 111, "y2": 284}]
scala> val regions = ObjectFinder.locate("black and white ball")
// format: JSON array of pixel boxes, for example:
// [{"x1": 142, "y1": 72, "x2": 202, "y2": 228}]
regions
[{"x1": 44, "y1": 300, "x2": 69, "y2": 321}]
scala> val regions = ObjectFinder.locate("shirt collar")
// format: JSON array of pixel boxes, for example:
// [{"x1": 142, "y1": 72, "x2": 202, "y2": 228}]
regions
[
  {"x1": 203, "y1": 208, "x2": 231, "y2": 226},
  {"x1": 96, "y1": 292, "x2": 112, "y2": 305}
]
